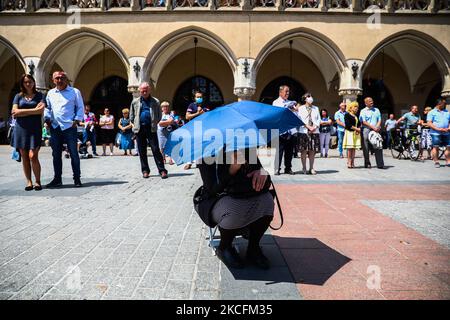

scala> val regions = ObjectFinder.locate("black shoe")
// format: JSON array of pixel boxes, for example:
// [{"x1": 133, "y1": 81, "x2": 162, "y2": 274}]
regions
[
  {"x1": 74, "y1": 178, "x2": 82, "y2": 187},
  {"x1": 25, "y1": 185, "x2": 33, "y2": 191},
  {"x1": 93, "y1": 153, "x2": 99, "y2": 156},
  {"x1": 46, "y1": 179, "x2": 62, "y2": 188},
  {"x1": 34, "y1": 185, "x2": 42, "y2": 191},
  {"x1": 365, "y1": 163, "x2": 372, "y2": 169},
  {"x1": 216, "y1": 247, "x2": 244, "y2": 269},
  {"x1": 284, "y1": 169, "x2": 295, "y2": 175},
  {"x1": 274, "y1": 170, "x2": 281, "y2": 176},
  {"x1": 247, "y1": 247, "x2": 270, "y2": 270},
  {"x1": 160, "y1": 171, "x2": 168, "y2": 179}
]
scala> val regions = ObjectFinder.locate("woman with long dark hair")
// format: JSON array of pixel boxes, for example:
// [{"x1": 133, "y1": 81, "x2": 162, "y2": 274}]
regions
[{"x1": 11, "y1": 74, "x2": 46, "y2": 190}]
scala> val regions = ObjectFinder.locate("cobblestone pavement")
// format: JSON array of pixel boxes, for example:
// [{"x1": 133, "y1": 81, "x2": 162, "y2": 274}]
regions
[
  {"x1": 0, "y1": 146, "x2": 299, "y2": 300},
  {"x1": 0, "y1": 145, "x2": 449, "y2": 300}
]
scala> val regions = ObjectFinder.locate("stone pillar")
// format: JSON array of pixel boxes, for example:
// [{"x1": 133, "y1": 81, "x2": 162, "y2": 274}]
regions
[
  {"x1": 128, "y1": 56, "x2": 145, "y2": 98},
  {"x1": 319, "y1": 0, "x2": 328, "y2": 12},
  {"x1": 338, "y1": 59, "x2": 364, "y2": 103},
  {"x1": 131, "y1": 0, "x2": 141, "y2": 10},
  {"x1": 233, "y1": 58, "x2": 256, "y2": 101},
  {"x1": 386, "y1": 0, "x2": 395, "y2": 12},
  {"x1": 25, "y1": 0, "x2": 34, "y2": 12},
  {"x1": 241, "y1": 0, "x2": 253, "y2": 10},
  {"x1": 428, "y1": 0, "x2": 438, "y2": 13},
  {"x1": 352, "y1": 0, "x2": 362, "y2": 12}
]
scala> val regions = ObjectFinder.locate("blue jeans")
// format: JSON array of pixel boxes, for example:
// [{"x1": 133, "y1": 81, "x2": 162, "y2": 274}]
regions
[
  {"x1": 82, "y1": 129, "x2": 97, "y2": 153},
  {"x1": 337, "y1": 130, "x2": 345, "y2": 155},
  {"x1": 50, "y1": 126, "x2": 80, "y2": 180}
]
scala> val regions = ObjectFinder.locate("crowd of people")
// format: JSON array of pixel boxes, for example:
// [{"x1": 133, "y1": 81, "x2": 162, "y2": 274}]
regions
[
  {"x1": 6, "y1": 73, "x2": 450, "y2": 192},
  {"x1": 5, "y1": 72, "x2": 450, "y2": 272},
  {"x1": 271, "y1": 85, "x2": 450, "y2": 174}
]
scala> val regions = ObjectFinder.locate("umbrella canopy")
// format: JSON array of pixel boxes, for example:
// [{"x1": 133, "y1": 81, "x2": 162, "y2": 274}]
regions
[{"x1": 165, "y1": 100, "x2": 302, "y2": 165}]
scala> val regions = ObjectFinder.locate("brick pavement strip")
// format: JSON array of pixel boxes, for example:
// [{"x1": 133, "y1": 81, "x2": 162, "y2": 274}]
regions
[{"x1": 2, "y1": 146, "x2": 449, "y2": 300}]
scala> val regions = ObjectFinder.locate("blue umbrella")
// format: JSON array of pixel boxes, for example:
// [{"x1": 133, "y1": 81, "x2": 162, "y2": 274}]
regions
[{"x1": 165, "y1": 100, "x2": 302, "y2": 165}]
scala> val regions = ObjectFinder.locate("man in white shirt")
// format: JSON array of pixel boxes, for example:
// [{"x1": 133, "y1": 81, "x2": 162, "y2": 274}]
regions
[
  {"x1": 272, "y1": 85, "x2": 297, "y2": 175},
  {"x1": 296, "y1": 93, "x2": 321, "y2": 175}
]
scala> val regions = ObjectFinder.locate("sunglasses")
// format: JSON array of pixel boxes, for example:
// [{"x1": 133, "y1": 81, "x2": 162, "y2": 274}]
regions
[{"x1": 54, "y1": 77, "x2": 66, "y2": 80}]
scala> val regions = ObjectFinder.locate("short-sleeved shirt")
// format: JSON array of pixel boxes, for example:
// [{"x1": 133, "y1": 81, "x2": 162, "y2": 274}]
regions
[
  {"x1": 186, "y1": 103, "x2": 209, "y2": 116},
  {"x1": 402, "y1": 112, "x2": 421, "y2": 129},
  {"x1": 334, "y1": 110, "x2": 346, "y2": 132},
  {"x1": 359, "y1": 107, "x2": 381, "y2": 129},
  {"x1": 427, "y1": 108, "x2": 450, "y2": 135},
  {"x1": 319, "y1": 117, "x2": 332, "y2": 133},
  {"x1": 13, "y1": 92, "x2": 45, "y2": 129},
  {"x1": 140, "y1": 97, "x2": 151, "y2": 125},
  {"x1": 158, "y1": 113, "x2": 172, "y2": 130},
  {"x1": 99, "y1": 115, "x2": 114, "y2": 130},
  {"x1": 385, "y1": 119, "x2": 396, "y2": 131}
]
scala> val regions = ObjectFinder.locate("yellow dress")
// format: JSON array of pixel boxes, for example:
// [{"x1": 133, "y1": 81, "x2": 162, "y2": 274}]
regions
[{"x1": 343, "y1": 115, "x2": 361, "y2": 149}]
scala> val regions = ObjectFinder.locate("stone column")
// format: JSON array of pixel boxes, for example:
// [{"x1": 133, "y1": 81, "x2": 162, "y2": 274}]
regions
[
  {"x1": 25, "y1": 0, "x2": 34, "y2": 12},
  {"x1": 352, "y1": 0, "x2": 362, "y2": 12},
  {"x1": 319, "y1": 0, "x2": 328, "y2": 12},
  {"x1": 131, "y1": 0, "x2": 141, "y2": 10},
  {"x1": 338, "y1": 59, "x2": 364, "y2": 103},
  {"x1": 241, "y1": 0, "x2": 253, "y2": 10},
  {"x1": 233, "y1": 58, "x2": 256, "y2": 101},
  {"x1": 428, "y1": 0, "x2": 438, "y2": 13},
  {"x1": 128, "y1": 56, "x2": 145, "y2": 98}
]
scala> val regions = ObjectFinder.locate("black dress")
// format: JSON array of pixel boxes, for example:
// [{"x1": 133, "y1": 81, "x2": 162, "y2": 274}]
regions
[{"x1": 12, "y1": 92, "x2": 44, "y2": 150}]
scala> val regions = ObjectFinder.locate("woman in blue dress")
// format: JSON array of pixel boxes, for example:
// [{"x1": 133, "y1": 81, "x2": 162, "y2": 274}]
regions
[
  {"x1": 11, "y1": 74, "x2": 46, "y2": 191},
  {"x1": 118, "y1": 108, "x2": 134, "y2": 155}
]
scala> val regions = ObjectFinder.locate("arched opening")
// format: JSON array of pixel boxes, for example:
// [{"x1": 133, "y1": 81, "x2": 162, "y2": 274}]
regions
[
  {"x1": 38, "y1": 29, "x2": 129, "y2": 91},
  {"x1": 360, "y1": 77, "x2": 395, "y2": 116},
  {"x1": 90, "y1": 76, "x2": 132, "y2": 144},
  {"x1": 0, "y1": 39, "x2": 26, "y2": 143},
  {"x1": 90, "y1": 76, "x2": 132, "y2": 117},
  {"x1": 254, "y1": 30, "x2": 345, "y2": 109},
  {"x1": 259, "y1": 76, "x2": 305, "y2": 105},
  {"x1": 147, "y1": 36, "x2": 234, "y2": 116},
  {"x1": 255, "y1": 47, "x2": 340, "y2": 109},
  {"x1": 362, "y1": 32, "x2": 449, "y2": 117},
  {"x1": 173, "y1": 75, "x2": 224, "y2": 115}
]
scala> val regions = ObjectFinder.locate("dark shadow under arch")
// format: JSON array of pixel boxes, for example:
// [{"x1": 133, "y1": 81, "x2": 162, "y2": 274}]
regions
[
  {"x1": 259, "y1": 76, "x2": 306, "y2": 105},
  {"x1": 173, "y1": 75, "x2": 224, "y2": 116}
]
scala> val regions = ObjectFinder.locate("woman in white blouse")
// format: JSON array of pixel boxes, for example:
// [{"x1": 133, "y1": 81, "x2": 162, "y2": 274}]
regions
[{"x1": 295, "y1": 93, "x2": 321, "y2": 175}]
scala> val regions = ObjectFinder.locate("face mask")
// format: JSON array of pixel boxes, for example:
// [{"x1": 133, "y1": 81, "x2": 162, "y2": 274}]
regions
[
  {"x1": 195, "y1": 98, "x2": 203, "y2": 104},
  {"x1": 306, "y1": 97, "x2": 314, "y2": 104}
]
